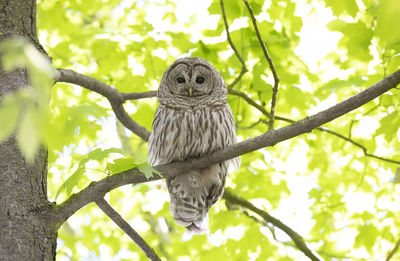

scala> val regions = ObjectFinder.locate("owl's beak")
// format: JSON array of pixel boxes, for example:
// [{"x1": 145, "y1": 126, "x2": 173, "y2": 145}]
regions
[{"x1": 188, "y1": 87, "x2": 193, "y2": 97}]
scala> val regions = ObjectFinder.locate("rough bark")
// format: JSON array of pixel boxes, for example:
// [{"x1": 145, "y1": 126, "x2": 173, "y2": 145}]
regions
[{"x1": 0, "y1": 0, "x2": 56, "y2": 260}]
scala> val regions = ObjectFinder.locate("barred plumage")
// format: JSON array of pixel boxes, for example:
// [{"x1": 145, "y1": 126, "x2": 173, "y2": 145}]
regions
[{"x1": 148, "y1": 57, "x2": 239, "y2": 233}]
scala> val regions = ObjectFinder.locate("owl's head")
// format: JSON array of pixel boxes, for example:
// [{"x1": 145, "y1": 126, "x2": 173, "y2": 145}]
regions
[{"x1": 158, "y1": 57, "x2": 227, "y2": 106}]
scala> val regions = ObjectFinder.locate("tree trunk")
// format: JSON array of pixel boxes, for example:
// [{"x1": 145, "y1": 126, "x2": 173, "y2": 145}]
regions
[{"x1": 0, "y1": 0, "x2": 57, "y2": 260}]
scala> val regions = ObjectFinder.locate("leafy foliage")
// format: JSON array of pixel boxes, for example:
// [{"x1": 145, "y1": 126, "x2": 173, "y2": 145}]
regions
[
  {"x1": 0, "y1": 39, "x2": 54, "y2": 161},
  {"x1": 2, "y1": 0, "x2": 397, "y2": 260}
]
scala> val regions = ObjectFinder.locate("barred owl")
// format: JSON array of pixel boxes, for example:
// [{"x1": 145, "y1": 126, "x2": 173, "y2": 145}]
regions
[{"x1": 148, "y1": 57, "x2": 239, "y2": 233}]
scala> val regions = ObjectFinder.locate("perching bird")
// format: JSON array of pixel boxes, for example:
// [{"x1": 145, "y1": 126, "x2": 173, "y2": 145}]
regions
[{"x1": 148, "y1": 57, "x2": 239, "y2": 233}]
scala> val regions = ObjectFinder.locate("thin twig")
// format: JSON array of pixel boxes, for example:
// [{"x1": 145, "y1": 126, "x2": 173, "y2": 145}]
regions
[
  {"x1": 228, "y1": 195, "x2": 328, "y2": 259},
  {"x1": 223, "y1": 188, "x2": 321, "y2": 261},
  {"x1": 236, "y1": 119, "x2": 269, "y2": 130},
  {"x1": 220, "y1": 0, "x2": 246, "y2": 69},
  {"x1": 227, "y1": 64, "x2": 248, "y2": 90},
  {"x1": 243, "y1": 0, "x2": 279, "y2": 130},
  {"x1": 319, "y1": 126, "x2": 400, "y2": 165},
  {"x1": 386, "y1": 235, "x2": 400, "y2": 261},
  {"x1": 220, "y1": 0, "x2": 248, "y2": 89},
  {"x1": 229, "y1": 89, "x2": 271, "y2": 117},
  {"x1": 365, "y1": 153, "x2": 400, "y2": 164},
  {"x1": 95, "y1": 198, "x2": 161, "y2": 261}
]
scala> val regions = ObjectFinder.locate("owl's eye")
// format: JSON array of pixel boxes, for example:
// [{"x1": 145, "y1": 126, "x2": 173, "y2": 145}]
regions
[
  {"x1": 176, "y1": 77, "x2": 185, "y2": 84},
  {"x1": 195, "y1": 76, "x2": 205, "y2": 84}
]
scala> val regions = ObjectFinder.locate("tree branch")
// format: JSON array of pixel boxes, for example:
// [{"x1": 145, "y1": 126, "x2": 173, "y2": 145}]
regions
[
  {"x1": 243, "y1": 0, "x2": 280, "y2": 130},
  {"x1": 229, "y1": 88, "x2": 400, "y2": 165},
  {"x1": 55, "y1": 69, "x2": 151, "y2": 141},
  {"x1": 236, "y1": 119, "x2": 269, "y2": 130},
  {"x1": 122, "y1": 91, "x2": 157, "y2": 101},
  {"x1": 220, "y1": 0, "x2": 248, "y2": 89},
  {"x1": 55, "y1": 69, "x2": 400, "y2": 166},
  {"x1": 96, "y1": 198, "x2": 161, "y2": 261},
  {"x1": 52, "y1": 168, "x2": 158, "y2": 225},
  {"x1": 223, "y1": 188, "x2": 321, "y2": 261},
  {"x1": 386, "y1": 235, "x2": 400, "y2": 261},
  {"x1": 52, "y1": 69, "x2": 400, "y2": 225},
  {"x1": 229, "y1": 89, "x2": 272, "y2": 117}
]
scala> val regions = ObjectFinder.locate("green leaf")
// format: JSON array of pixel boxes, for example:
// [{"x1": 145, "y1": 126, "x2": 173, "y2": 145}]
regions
[
  {"x1": 375, "y1": 111, "x2": 400, "y2": 142},
  {"x1": 315, "y1": 77, "x2": 365, "y2": 99},
  {"x1": 24, "y1": 44, "x2": 55, "y2": 92},
  {"x1": 380, "y1": 93, "x2": 399, "y2": 106},
  {"x1": 327, "y1": 19, "x2": 348, "y2": 32},
  {"x1": 168, "y1": 32, "x2": 193, "y2": 51},
  {"x1": 324, "y1": 0, "x2": 359, "y2": 17},
  {"x1": 17, "y1": 108, "x2": 41, "y2": 162},
  {"x1": 355, "y1": 223, "x2": 379, "y2": 250},
  {"x1": 56, "y1": 166, "x2": 85, "y2": 199},
  {"x1": 0, "y1": 38, "x2": 54, "y2": 92},
  {"x1": 56, "y1": 148, "x2": 122, "y2": 199},
  {"x1": 106, "y1": 158, "x2": 137, "y2": 174},
  {"x1": 0, "y1": 97, "x2": 20, "y2": 141},
  {"x1": 131, "y1": 103, "x2": 155, "y2": 130},
  {"x1": 106, "y1": 157, "x2": 161, "y2": 179},
  {"x1": 0, "y1": 38, "x2": 54, "y2": 161},
  {"x1": 86, "y1": 148, "x2": 122, "y2": 163},
  {"x1": 208, "y1": 0, "x2": 220, "y2": 15},
  {"x1": 0, "y1": 38, "x2": 27, "y2": 71},
  {"x1": 327, "y1": 20, "x2": 373, "y2": 61},
  {"x1": 376, "y1": 0, "x2": 400, "y2": 47},
  {"x1": 138, "y1": 164, "x2": 162, "y2": 179},
  {"x1": 132, "y1": 151, "x2": 148, "y2": 165}
]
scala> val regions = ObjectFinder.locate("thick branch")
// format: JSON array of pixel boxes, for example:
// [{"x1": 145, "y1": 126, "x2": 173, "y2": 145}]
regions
[
  {"x1": 52, "y1": 69, "x2": 400, "y2": 225},
  {"x1": 96, "y1": 198, "x2": 161, "y2": 261},
  {"x1": 55, "y1": 69, "x2": 400, "y2": 166},
  {"x1": 56, "y1": 68, "x2": 398, "y2": 166},
  {"x1": 223, "y1": 188, "x2": 321, "y2": 261},
  {"x1": 62, "y1": 70, "x2": 400, "y2": 164},
  {"x1": 55, "y1": 69, "x2": 151, "y2": 141},
  {"x1": 158, "y1": 69, "x2": 400, "y2": 177},
  {"x1": 243, "y1": 0, "x2": 280, "y2": 130}
]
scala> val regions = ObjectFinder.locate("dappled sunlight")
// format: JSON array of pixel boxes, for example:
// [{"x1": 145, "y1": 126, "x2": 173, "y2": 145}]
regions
[{"x1": 7, "y1": 0, "x2": 394, "y2": 259}]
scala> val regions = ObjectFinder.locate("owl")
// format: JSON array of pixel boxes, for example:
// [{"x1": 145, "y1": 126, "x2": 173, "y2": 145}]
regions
[{"x1": 148, "y1": 57, "x2": 239, "y2": 233}]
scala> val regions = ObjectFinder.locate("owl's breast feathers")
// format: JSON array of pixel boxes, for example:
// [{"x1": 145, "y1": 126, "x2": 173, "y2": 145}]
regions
[{"x1": 148, "y1": 104, "x2": 238, "y2": 168}]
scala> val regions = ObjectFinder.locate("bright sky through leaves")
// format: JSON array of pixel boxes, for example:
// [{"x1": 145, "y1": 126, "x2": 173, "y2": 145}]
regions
[{"x1": 30, "y1": 0, "x2": 400, "y2": 260}]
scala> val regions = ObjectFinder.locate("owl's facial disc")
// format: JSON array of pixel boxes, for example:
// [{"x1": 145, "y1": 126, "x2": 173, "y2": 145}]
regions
[{"x1": 167, "y1": 62, "x2": 215, "y2": 98}]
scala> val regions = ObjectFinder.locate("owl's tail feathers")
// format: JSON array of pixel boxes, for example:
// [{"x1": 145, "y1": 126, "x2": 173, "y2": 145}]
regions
[
  {"x1": 167, "y1": 172, "x2": 211, "y2": 234},
  {"x1": 186, "y1": 215, "x2": 209, "y2": 234},
  {"x1": 170, "y1": 199, "x2": 209, "y2": 234}
]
